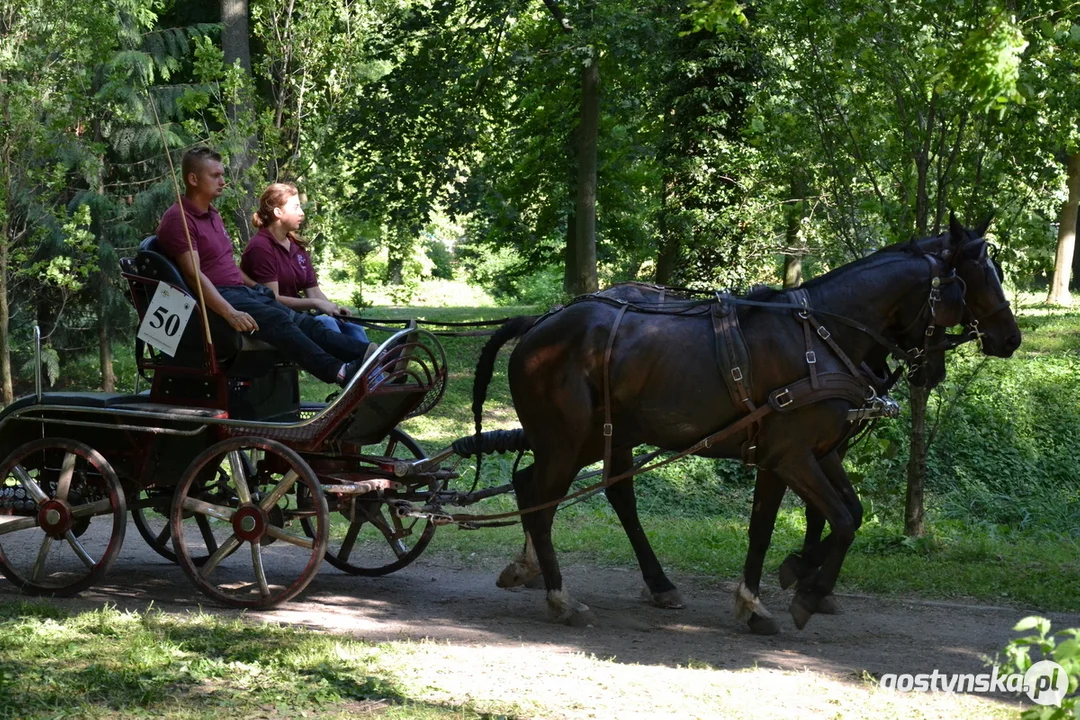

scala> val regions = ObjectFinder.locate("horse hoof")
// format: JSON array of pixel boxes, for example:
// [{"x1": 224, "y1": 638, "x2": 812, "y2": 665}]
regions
[
  {"x1": 817, "y1": 594, "x2": 842, "y2": 615},
  {"x1": 523, "y1": 574, "x2": 546, "y2": 590},
  {"x1": 748, "y1": 612, "x2": 780, "y2": 635},
  {"x1": 651, "y1": 588, "x2": 684, "y2": 609},
  {"x1": 778, "y1": 554, "x2": 805, "y2": 590},
  {"x1": 789, "y1": 595, "x2": 815, "y2": 630}
]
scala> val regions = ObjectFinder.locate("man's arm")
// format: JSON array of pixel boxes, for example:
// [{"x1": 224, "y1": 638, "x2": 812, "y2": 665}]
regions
[{"x1": 174, "y1": 250, "x2": 259, "y2": 332}]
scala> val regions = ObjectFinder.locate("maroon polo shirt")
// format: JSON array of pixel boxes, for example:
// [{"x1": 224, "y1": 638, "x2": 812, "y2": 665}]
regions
[
  {"x1": 155, "y1": 197, "x2": 245, "y2": 287},
  {"x1": 240, "y1": 228, "x2": 318, "y2": 298}
]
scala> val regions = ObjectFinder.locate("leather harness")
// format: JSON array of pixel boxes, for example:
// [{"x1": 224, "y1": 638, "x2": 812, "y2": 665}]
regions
[{"x1": 597, "y1": 255, "x2": 963, "y2": 475}]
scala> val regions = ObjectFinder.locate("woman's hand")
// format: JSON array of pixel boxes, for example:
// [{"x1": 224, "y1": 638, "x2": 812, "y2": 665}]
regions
[{"x1": 312, "y1": 299, "x2": 341, "y2": 316}]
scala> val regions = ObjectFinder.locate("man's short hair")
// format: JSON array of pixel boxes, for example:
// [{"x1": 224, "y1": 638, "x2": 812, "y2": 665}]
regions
[{"x1": 181, "y1": 146, "x2": 222, "y2": 183}]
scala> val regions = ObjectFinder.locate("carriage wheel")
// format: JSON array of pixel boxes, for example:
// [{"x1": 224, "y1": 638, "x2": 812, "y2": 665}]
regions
[
  {"x1": 171, "y1": 437, "x2": 328, "y2": 608},
  {"x1": 132, "y1": 459, "x2": 253, "y2": 566},
  {"x1": 305, "y1": 428, "x2": 437, "y2": 577},
  {"x1": 0, "y1": 438, "x2": 126, "y2": 596},
  {"x1": 132, "y1": 487, "x2": 181, "y2": 563}
]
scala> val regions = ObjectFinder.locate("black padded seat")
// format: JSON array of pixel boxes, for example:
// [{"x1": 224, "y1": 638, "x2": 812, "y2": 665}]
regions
[
  {"x1": 127, "y1": 236, "x2": 284, "y2": 373},
  {"x1": 0, "y1": 392, "x2": 147, "y2": 423}
]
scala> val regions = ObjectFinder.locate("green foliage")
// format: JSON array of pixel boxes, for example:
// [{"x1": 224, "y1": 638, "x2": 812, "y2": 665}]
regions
[
  {"x1": 0, "y1": 603, "x2": 506, "y2": 719},
  {"x1": 946, "y1": 13, "x2": 1028, "y2": 115},
  {"x1": 683, "y1": 0, "x2": 749, "y2": 34},
  {"x1": 843, "y1": 324, "x2": 1080, "y2": 534},
  {"x1": 1002, "y1": 617, "x2": 1080, "y2": 719}
]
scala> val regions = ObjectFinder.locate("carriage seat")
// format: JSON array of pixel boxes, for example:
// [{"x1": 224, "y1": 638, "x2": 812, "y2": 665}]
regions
[
  {"x1": 123, "y1": 236, "x2": 286, "y2": 375},
  {"x1": 0, "y1": 392, "x2": 148, "y2": 424}
]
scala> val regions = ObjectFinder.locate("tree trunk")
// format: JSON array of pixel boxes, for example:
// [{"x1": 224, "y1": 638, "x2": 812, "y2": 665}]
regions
[
  {"x1": 99, "y1": 313, "x2": 115, "y2": 392},
  {"x1": 782, "y1": 203, "x2": 803, "y2": 288},
  {"x1": 903, "y1": 117, "x2": 937, "y2": 537},
  {"x1": 0, "y1": 238, "x2": 10, "y2": 406},
  {"x1": 1047, "y1": 151, "x2": 1080, "y2": 306},
  {"x1": 655, "y1": 237, "x2": 678, "y2": 286},
  {"x1": 0, "y1": 125, "x2": 11, "y2": 405},
  {"x1": 221, "y1": 0, "x2": 256, "y2": 245},
  {"x1": 904, "y1": 384, "x2": 929, "y2": 536},
  {"x1": 563, "y1": 209, "x2": 578, "y2": 294},
  {"x1": 655, "y1": 174, "x2": 678, "y2": 285},
  {"x1": 571, "y1": 56, "x2": 599, "y2": 295},
  {"x1": 386, "y1": 226, "x2": 409, "y2": 286},
  {"x1": 783, "y1": 255, "x2": 802, "y2": 289}
]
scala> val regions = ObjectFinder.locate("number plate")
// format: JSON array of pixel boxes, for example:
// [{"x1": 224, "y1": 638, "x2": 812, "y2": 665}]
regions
[{"x1": 137, "y1": 283, "x2": 195, "y2": 357}]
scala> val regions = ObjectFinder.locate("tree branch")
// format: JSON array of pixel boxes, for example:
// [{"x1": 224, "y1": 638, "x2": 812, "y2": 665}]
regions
[{"x1": 541, "y1": 0, "x2": 574, "y2": 33}]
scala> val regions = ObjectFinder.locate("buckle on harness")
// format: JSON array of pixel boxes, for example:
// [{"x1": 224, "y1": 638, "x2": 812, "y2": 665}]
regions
[
  {"x1": 731, "y1": 367, "x2": 744, "y2": 382},
  {"x1": 817, "y1": 326, "x2": 831, "y2": 340},
  {"x1": 603, "y1": 423, "x2": 613, "y2": 437},
  {"x1": 775, "y1": 389, "x2": 793, "y2": 408},
  {"x1": 805, "y1": 351, "x2": 817, "y2": 365}
]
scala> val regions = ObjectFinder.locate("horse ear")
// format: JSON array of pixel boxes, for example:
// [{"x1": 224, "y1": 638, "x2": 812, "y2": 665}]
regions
[
  {"x1": 974, "y1": 211, "x2": 994, "y2": 238},
  {"x1": 946, "y1": 212, "x2": 965, "y2": 265},
  {"x1": 948, "y1": 211, "x2": 964, "y2": 242}
]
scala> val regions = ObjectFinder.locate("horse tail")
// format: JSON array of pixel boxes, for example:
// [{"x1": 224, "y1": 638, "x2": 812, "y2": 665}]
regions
[{"x1": 471, "y1": 314, "x2": 540, "y2": 484}]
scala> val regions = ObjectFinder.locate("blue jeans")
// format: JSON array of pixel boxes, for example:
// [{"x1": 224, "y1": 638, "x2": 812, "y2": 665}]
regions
[
  {"x1": 217, "y1": 285, "x2": 369, "y2": 384},
  {"x1": 313, "y1": 314, "x2": 370, "y2": 344}
]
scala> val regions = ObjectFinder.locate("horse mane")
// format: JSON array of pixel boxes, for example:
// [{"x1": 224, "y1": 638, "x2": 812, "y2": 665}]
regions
[{"x1": 745, "y1": 284, "x2": 785, "y2": 302}]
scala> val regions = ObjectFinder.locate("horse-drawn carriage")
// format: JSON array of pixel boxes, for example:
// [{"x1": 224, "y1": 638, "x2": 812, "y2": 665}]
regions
[
  {"x1": 0, "y1": 217, "x2": 1021, "y2": 633},
  {"x1": 0, "y1": 237, "x2": 462, "y2": 608}
]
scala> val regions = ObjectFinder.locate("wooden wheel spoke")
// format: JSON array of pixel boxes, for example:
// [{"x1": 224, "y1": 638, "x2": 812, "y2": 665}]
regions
[
  {"x1": 259, "y1": 470, "x2": 298, "y2": 512},
  {"x1": 154, "y1": 522, "x2": 172, "y2": 546},
  {"x1": 70, "y1": 498, "x2": 113, "y2": 519},
  {"x1": 264, "y1": 525, "x2": 314, "y2": 549},
  {"x1": 13, "y1": 466, "x2": 48, "y2": 504},
  {"x1": 251, "y1": 542, "x2": 270, "y2": 598},
  {"x1": 363, "y1": 505, "x2": 407, "y2": 557},
  {"x1": 182, "y1": 496, "x2": 235, "y2": 524},
  {"x1": 31, "y1": 535, "x2": 52, "y2": 582},
  {"x1": 337, "y1": 521, "x2": 364, "y2": 563},
  {"x1": 0, "y1": 516, "x2": 40, "y2": 534},
  {"x1": 55, "y1": 453, "x2": 77, "y2": 502},
  {"x1": 227, "y1": 451, "x2": 253, "y2": 504},
  {"x1": 199, "y1": 535, "x2": 242, "y2": 578},
  {"x1": 64, "y1": 530, "x2": 96, "y2": 569},
  {"x1": 195, "y1": 515, "x2": 218, "y2": 554}
]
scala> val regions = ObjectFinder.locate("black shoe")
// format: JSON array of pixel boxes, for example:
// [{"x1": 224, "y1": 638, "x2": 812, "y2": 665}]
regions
[{"x1": 337, "y1": 343, "x2": 380, "y2": 388}]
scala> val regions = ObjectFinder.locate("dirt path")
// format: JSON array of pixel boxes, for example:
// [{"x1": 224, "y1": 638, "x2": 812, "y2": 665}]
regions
[{"x1": 3, "y1": 522, "x2": 1076, "y2": 719}]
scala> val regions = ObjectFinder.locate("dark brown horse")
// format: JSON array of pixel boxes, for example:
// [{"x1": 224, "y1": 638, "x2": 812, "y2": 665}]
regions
[{"x1": 473, "y1": 217, "x2": 1020, "y2": 630}]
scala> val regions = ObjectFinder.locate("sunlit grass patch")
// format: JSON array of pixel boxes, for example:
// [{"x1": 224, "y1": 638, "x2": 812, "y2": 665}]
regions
[{"x1": 0, "y1": 603, "x2": 517, "y2": 720}]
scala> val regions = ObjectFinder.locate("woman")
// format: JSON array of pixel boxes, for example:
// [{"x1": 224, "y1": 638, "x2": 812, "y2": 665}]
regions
[{"x1": 241, "y1": 183, "x2": 373, "y2": 347}]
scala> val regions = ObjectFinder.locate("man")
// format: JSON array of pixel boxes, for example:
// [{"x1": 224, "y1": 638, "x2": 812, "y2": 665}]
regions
[{"x1": 155, "y1": 146, "x2": 373, "y2": 386}]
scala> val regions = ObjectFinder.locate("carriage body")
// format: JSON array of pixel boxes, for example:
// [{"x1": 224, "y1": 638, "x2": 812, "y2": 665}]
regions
[{"x1": 0, "y1": 240, "x2": 450, "y2": 608}]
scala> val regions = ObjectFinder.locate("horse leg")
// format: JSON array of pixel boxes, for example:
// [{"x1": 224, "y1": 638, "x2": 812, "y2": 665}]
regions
[
  {"x1": 781, "y1": 451, "x2": 861, "y2": 614},
  {"x1": 774, "y1": 450, "x2": 857, "y2": 630},
  {"x1": 603, "y1": 448, "x2": 683, "y2": 609},
  {"x1": 778, "y1": 507, "x2": 826, "y2": 590},
  {"x1": 515, "y1": 454, "x2": 597, "y2": 626},
  {"x1": 735, "y1": 468, "x2": 785, "y2": 635}
]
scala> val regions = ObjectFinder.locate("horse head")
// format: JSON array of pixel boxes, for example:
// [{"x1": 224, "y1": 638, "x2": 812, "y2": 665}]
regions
[{"x1": 945, "y1": 213, "x2": 1022, "y2": 358}]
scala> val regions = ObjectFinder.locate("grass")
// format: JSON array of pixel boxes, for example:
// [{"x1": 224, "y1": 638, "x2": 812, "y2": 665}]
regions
[{"x1": 0, "y1": 602, "x2": 517, "y2": 720}]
